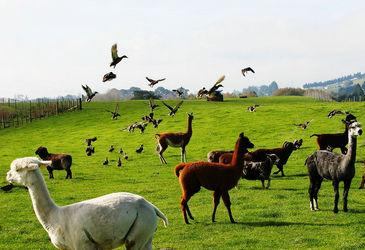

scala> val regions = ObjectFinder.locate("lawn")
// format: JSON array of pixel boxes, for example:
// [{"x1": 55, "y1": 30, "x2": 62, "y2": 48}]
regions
[{"x1": 1, "y1": 96, "x2": 365, "y2": 249}]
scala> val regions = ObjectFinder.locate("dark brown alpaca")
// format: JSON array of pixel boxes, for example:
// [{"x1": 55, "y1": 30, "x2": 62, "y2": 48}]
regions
[
  {"x1": 175, "y1": 133, "x2": 254, "y2": 224},
  {"x1": 156, "y1": 113, "x2": 193, "y2": 164},
  {"x1": 35, "y1": 146, "x2": 72, "y2": 179}
]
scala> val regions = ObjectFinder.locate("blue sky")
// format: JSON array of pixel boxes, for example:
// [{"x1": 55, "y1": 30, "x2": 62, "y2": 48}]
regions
[{"x1": 1, "y1": 1, "x2": 364, "y2": 98}]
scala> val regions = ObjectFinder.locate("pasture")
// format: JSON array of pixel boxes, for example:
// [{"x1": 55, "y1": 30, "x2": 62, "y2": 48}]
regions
[{"x1": 1, "y1": 96, "x2": 365, "y2": 249}]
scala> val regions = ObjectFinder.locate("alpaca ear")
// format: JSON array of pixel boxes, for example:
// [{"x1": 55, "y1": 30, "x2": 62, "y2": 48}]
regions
[{"x1": 239, "y1": 132, "x2": 245, "y2": 138}]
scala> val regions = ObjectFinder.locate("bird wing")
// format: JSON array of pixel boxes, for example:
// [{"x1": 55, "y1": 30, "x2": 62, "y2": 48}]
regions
[
  {"x1": 82, "y1": 85, "x2": 92, "y2": 96},
  {"x1": 111, "y1": 44, "x2": 119, "y2": 60},
  {"x1": 174, "y1": 100, "x2": 184, "y2": 110},
  {"x1": 242, "y1": 67, "x2": 255, "y2": 75},
  {"x1": 114, "y1": 103, "x2": 119, "y2": 113},
  {"x1": 146, "y1": 77, "x2": 154, "y2": 83},
  {"x1": 157, "y1": 78, "x2": 166, "y2": 82},
  {"x1": 162, "y1": 101, "x2": 174, "y2": 111},
  {"x1": 215, "y1": 75, "x2": 225, "y2": 85}
]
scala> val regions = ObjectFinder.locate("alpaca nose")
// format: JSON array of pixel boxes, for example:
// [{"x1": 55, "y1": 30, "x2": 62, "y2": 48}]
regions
[{"x1": 359, "y1": 129, "x2": 363, "y2": 135}]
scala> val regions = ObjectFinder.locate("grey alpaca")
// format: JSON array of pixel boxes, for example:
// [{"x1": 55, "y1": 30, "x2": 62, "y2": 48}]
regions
[{"x1": 305, "y1": 121, "x2": 362, "y2": 213}]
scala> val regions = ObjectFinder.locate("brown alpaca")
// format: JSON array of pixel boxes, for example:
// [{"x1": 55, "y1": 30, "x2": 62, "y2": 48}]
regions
[
  {"x1": 156, "y1": 113, "x2": 193, "y2": 164},
  {"x1": 175, "y1": 133, "x2": 254, "y2": 224}
]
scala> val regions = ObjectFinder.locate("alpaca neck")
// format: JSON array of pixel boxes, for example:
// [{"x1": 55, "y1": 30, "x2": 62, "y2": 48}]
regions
[
  {"x1": 344, "y1": 133, "x2": 357, "y2": 166},
  {"x1": 27, "y1": 170, "x2": 58, "y2": 231},
  {"x1": 231, "y1": 139, "x2": 244, "y2": 167},
  {"x1": 186, "y1": 118, "x2": 193, "y2": 135}
]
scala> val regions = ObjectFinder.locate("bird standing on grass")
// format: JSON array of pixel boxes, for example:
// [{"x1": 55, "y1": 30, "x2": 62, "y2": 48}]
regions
[
  {"x1": 109, "y1": 145, "x2": 115, "y2": 152},
  {"x1": 117, "y1": 157, "x2": 122, "y2": 167},
  {"x1": 293, "y1": 121, "x2": 311, "y2": 130},
  {"x1": 103, "y1": 157, "x2": 109, "y2": 165},
  {"x1": 110, "y1": 43, "x2": 127, "y2": 68},
  {"x1": 106, "y1": 103, "x2": 121, "y2": 120}
]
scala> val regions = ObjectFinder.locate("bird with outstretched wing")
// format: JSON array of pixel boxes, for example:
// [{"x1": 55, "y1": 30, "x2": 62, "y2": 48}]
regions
[
  {"x1": 110, "y1": 43, "x2": 128, "y2": 68},
  {"x1": 162, "y1": 100, "x2": 184, "y2": 116},
  {"x1": 146, "y1": 77, "x2": 166, "y2": 87},
  {"x1": 81, "y1": 85, "x2": 98, "y2": 102},
  {"x1": 241, "y1": 67, "x2": 255, "y2": 76}
]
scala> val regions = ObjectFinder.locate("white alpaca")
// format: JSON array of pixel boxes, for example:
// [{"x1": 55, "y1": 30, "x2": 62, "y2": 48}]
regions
[{"x1": 6, "y1": 157, "x2": 168, "y2": 250}]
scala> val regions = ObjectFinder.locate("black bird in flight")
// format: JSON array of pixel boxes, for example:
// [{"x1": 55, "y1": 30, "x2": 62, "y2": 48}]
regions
[
  {"x1": 197, "y1": 87, "x2": 208, "y2": 98},
  {"x1": 110, "y1": 44, "x2": 127, "y2": 68},
  {"x1": 136, "y1": 144, "x2": 144, "y2": 153},
  {"x1": 327, "y1": 110, "x2": 345, "y2": 118},
  {"x1": 162, "y1": 100, "x2": 184, "y2": 116},
  {"x1": 82, "y1": 85, "x2": 98, "y2": 102},
  {"x1": 149, "y1": 98, "x2": 159, "y2": 112},
  {"x1": 241, "y1": 67, "x2": 255, "y2": 77},
  {"x1": 293, "y1": 121, "x2": 311, "y2": 130},
  {"x1": 108, "y1": 145, "x2": 115, "y2": 152},
  {"x1": 208, "y1": 75, "x2": 225, "y2": 95},
  {"x1": 172, "y1": 89, "x2": 184, "y2": 97},
  {"x1": 146, "y1": 77, "x2": 166, "y2": 87},
  {"x1": 85, "y1": 137, "x2": 97, "y2": 146},
  {"x1": 102, "y1": 72, "x2": 116, "y2": 82},
  {"x1": 106, "y1": 103, "x2": 121, "y2": 120}
]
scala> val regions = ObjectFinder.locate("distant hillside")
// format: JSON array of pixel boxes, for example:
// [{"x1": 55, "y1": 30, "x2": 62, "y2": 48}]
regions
[
  {"x1": 93, "y1": 86, "x2": 190, "y2": 100},
  {"x1": 303, "y1": 72, "x2": 365, "y2": 89}
]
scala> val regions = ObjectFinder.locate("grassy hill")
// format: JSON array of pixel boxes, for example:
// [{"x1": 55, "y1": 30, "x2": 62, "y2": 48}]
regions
[{"x1": 1, "y1": 96, "x2": 365, "y2": 249}]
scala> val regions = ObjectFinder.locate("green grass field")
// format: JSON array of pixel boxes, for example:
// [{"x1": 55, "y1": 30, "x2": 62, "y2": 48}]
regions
[{"x1": 1, "y1": 96, "x2": 365, "y2": 249}]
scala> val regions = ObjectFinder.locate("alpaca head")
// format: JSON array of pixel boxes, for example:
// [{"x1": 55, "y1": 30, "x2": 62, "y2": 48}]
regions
[
  {"x1": 6, "y1": 157, "x2": 51, "y2": 186},
  {"x1": 188, "y1": 113, "x2": 194, "y2": 121},
  {"x1": 35, "y1": 146, "x2": 49, "y2": 159},
  {"x1": 282, "y1": 141, "x2": 297, "y2": 151},
  {"x1": 238, "y1": 132, "x2": 254, "y2": 150},
  {"x1": 348, "y1": 122, "x2": 362, "y2": 137}
]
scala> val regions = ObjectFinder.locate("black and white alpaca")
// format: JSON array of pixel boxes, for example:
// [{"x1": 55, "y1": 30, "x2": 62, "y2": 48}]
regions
[{"x1": 305, "y1": 121, "x2": 362, "y2": 213}]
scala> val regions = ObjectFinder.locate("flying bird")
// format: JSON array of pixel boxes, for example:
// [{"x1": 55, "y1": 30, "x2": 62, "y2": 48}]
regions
[
  {"x1": 82, "y1": 85, "x2": 98, "y2": 102},
  {"x1": 108, "y1": 145, "x2": 115, "y2": 152},
  {"x1": 247, "y1": 106, "x2": 257, "y2": 112},
  {"x1": 208, "y1": 75, "x2": 225, "y2": 95},
  {"x1": 103, "y1": 157, "x2": 109, "y2": 166},
  {"x1": 241, "y1": 67, "x2": 255, "y2": 77},
  {"x1": 149, "y1": 98, "x2": 159, "y2": 112},
  {"x1": 110, "y1": 43, "x2": 127, "y2": 68},
  {"x1": 293, "y1": 121, "x2": 311, "y2": 130},
  {"x1": 102, "y1": 72, "x2": 116, "y2": 82},
  {"x1": 327, "y1": 110, "x2": 345, "y2": 118},
  {"x1": 162, "y1": 100, "x2": 184, "y2": 116},
  {"x1": 106, "y1": 103, "x2": 120, "y2": 120},
  {"x1": 172, "y1": 89, "x2": 184, "y2": 97},
  {"x1": 146, "y1": 77, "x2": 166, "y2": 87},
  {"x1": 85, "y1": 137, "x2": 97, "y2": 146},
  {"x1": 136, "y1": 144, "x2": 144, "y2": 154},
  {"x1": 119, "y1": 148, "x2": 124, "y2": 154},
  {"x1": 197, "y1": 87, "x2": 208, "y2": 98}
]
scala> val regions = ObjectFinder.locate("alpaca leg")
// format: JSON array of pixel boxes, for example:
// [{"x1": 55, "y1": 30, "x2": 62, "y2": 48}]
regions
[
  {"x1": 266, "y1": 178, "x2": 271, "y2": 189},
  {"x1": 313, "y1": 180, "x2": 322, "y2": 210},
  {"x1": 359, "y1": 174, "x2": 365, "y2": 189},
  {"x1": 222, "y1": 191, "x2": 236, "y2": 223},
  {"x1": 66, "y1": 169, "x2": 72, "y2": 179},
  {"x1": 180, "y1": 195, "x2": 192, "y2": 224},
  {"x1": 157, "y1": 143, "x2": 167, "y2": 164},
  {"x1": 181, "y1": 147, "x2": 187, "y2": 162},
  {"x1": 47, "y1": 166, "x2": 54, "y2": 179},
  {"x1": 332, "y1": 181, "x2": 339, "y2": 213},
  {"x1": 212, "y1": 191, "x2": 222, "y2": 222},
  {"x1": 260, "y1": 179, "x2": 265, "y2": 189},
  {"x1": 308, "y1": 180, "x2": 316, "y2": 211},
  {"x1": 343, "y1": 179, "x2": 352, "y2": 212},
  {"x1": 186, "y1": 204, "x2": 194, "y2": 220},
  {"x1": 273, "y1": 163, "x2": 284, "y2": 176}
]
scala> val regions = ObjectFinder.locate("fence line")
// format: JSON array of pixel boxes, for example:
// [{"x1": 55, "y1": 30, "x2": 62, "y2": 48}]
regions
[{"x1": 0, "y1": 98, "x2": 82, "y2": 129}]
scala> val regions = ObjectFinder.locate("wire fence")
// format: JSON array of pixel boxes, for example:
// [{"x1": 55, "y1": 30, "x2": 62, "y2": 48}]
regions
[{"x1": 0, "y1": 98, "x2": 82, "y2": 129}]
